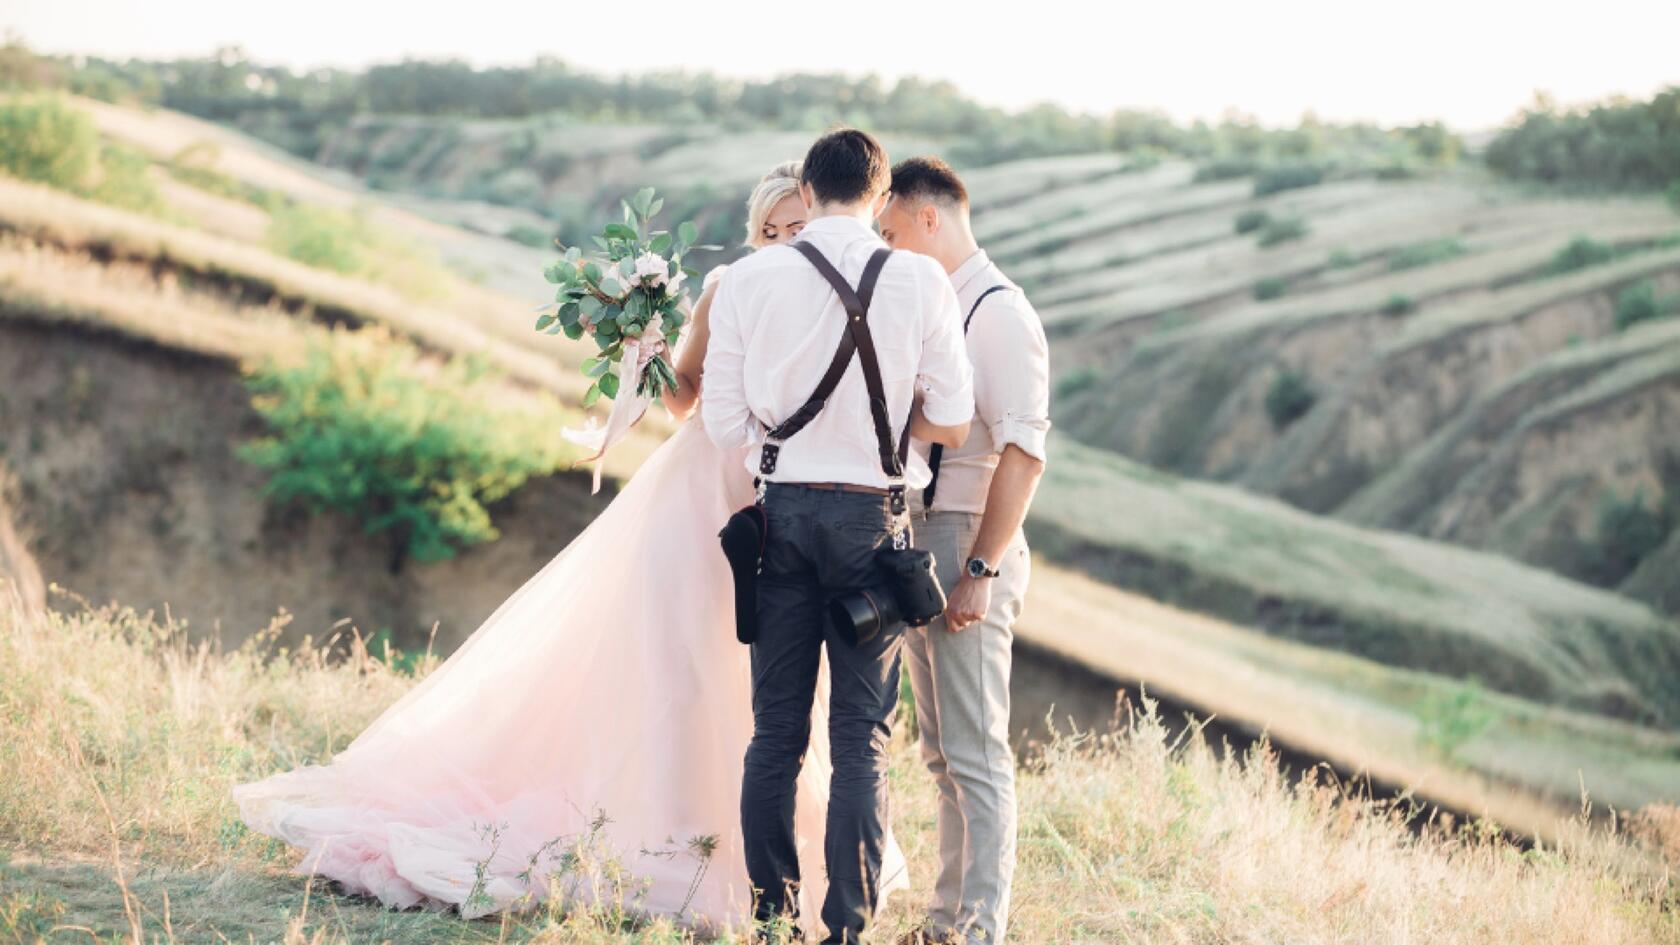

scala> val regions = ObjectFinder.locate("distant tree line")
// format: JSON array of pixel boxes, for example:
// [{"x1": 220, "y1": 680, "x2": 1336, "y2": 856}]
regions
[
  {"x1": 1485, "y1": 88, "x2": 1680, "y2": 191},
  {"x1": 1, "y1": 39, "x2": 1460, "y2": 170}
]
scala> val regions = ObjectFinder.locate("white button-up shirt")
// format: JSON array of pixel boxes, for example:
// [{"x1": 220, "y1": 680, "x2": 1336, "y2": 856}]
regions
[
  {"x1": 912, "y1": 248, "x2": 1052, "y2": 515},
  {"x1": 702, "y1": 215, "x2": 974, "y2": 488}
]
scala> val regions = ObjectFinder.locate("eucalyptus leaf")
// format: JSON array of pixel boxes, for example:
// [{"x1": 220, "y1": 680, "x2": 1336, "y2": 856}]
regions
[
  {"x1": 648, "y1": 197, "x2": 664, "y2": 218},
  {"x1": 583, "y1": 384, "x2": 601, "y2": 408},
  {"x1": 583, "y1": 356, "x2": 610, "y2": 378},
  {"x1": 563, "y1": 322, "x2": 585, "y2": 340},
  {"x1": 599, "y1": 370, "x2": 621, "y2": 398},
  {"x1": 535, "y1": 313, "x2": 557, "y2": 331},
  {"x1": 678, "y1": 220, "x2": 699, "y2": 246},
  {"x1": 649, "y1": 232, "x2": 673, "y2": 255}
]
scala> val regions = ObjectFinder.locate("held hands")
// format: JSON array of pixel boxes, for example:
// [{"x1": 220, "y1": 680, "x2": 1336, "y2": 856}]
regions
[{"x1": 944, "y1": 573, "x2": 992, "y2": 632}]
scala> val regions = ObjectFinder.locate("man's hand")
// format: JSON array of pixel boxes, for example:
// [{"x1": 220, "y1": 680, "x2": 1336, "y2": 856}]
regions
[{"x1": 944, "y1": 574, "x2": 992, "y2": 632}]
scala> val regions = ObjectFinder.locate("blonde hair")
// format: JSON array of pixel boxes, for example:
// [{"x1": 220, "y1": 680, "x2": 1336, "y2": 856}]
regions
[{"x1": 744, "y1": 160, "x2": 803, "y2": 249}]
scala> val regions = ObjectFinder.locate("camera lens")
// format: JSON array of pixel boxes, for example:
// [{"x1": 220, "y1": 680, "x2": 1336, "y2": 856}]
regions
[{"x1": 827, "y1": 586, "x2": 902, "y2": 646}]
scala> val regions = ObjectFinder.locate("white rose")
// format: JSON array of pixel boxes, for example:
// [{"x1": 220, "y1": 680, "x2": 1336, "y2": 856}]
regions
[{"x1": 632, "y1": 252, "x2": 669, "y2": 287}]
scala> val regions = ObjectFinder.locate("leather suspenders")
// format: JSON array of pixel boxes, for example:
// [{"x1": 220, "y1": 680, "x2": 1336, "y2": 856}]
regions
[
  {"x1": 921, "y1": 284, "x2": 1008, "y2": 510},
  {"x1": 757, "y1": 241, "x2": 911, "y2": 513}
]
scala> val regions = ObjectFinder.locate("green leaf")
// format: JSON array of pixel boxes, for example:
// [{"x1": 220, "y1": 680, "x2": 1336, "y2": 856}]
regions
[
  {"x1": 563, "y1": 322, "x2": 585, "y2": 340},
  {"x1": 543, "y1": 262, "x2": 566, "y2": 284},
  {"x1": 604, "y1": 222, "x2": 637, "y2": 241},
  {"x1": 633, "y1": 187, "x2": 656, "y2": 217},
  {"x1": 591, "y1": 236, "x2": 609, "y2": 251},
  {"x1": 579, "y1": 296, "x2": 603, "y2": 318},
  {"x1": 583, "y1": 383, "x2": 602, "y2": 408},
  {"x1": 678, "y1": 220, "x2": 699, "y2": 246},
  {"x1": 648, "y1": 197, "x2": 664, "y2": 218},
  {"x1": 535, "y1": 313, "x2": 557, "y2": 331},
  {"x1": 583, "y1": 262, "x2": 602, "y2": 283},
  {"x1": 599, "y1": 370, "x2": 620, "y2": 398},
  {"x1": 649, "y1": 232, "x2": 673, "y2": 255},
  {"x1": 559, "y1": 301, "x2": 581, "y2": 326}
]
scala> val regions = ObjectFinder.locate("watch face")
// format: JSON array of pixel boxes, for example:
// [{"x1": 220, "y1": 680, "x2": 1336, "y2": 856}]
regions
[{"x1": 967, "y1": 557, "x2": 987, "y2": 577}]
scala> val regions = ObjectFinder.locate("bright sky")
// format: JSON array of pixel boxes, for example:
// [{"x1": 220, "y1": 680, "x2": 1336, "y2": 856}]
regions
[{"x1": 6, "y1": 0, "x2": 1678, "y2": 130}]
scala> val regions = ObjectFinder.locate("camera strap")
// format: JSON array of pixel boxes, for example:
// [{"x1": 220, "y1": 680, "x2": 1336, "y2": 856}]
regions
[
  {"x1": 758, "y1": 241, "x2": 909, "y2": 517},
  {"x1": 922, "y1": 284, "x2": 1008, "y2": 510}
]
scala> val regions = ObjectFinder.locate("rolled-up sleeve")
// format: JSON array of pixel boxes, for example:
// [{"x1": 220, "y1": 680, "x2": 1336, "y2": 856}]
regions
[
  {"x1": 915, "y1": 264, "x2": 975, "y2": 426},
  {"x1": 700, "y1": 271, "x2": 759, "y2": 450},
  {"x1": 970, "y1": 289, "x2": 1051, "y2": 462}
]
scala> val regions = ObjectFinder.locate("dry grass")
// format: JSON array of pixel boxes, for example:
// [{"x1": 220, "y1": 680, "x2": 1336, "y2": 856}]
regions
[{"x1": 1, "y1": 590, "x2": 1675, "y2": 944}]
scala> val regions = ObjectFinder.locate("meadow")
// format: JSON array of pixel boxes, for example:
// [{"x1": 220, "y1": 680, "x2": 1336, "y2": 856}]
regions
[{"x1": 3, "y1": 595, "x2": 1677, "y2": 945}]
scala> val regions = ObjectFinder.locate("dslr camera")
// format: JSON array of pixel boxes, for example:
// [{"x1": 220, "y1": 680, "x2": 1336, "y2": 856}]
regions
[{"x1": 828, "y1": 547, "x2": 947, "y2": 646}]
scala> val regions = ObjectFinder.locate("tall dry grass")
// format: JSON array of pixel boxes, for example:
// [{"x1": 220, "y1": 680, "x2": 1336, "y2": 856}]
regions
[{"x1": 0, "y1": 590, "x2": 1675, "y2": 944}]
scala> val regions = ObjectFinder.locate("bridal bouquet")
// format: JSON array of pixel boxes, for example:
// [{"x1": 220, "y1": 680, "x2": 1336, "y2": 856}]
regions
[{"x1": 537, "y1": 187, "x2": 710, "y2": 406}]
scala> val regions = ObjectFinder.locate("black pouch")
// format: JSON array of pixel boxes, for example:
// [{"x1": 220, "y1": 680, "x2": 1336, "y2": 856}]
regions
[{"x1": 718, "y1": 505, "x2": 768, "y2": 645}]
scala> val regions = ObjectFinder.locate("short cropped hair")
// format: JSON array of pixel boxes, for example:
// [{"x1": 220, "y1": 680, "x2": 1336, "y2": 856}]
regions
[
  {"x1": 800, "y1": 128, "x2": 890, "y2": 206},
  {"x1": 890, "y1": 156, "x2": 969, "y2": 211},
  {"x1": 744, "y1": 160, "x2": 802, "y2": 248}
]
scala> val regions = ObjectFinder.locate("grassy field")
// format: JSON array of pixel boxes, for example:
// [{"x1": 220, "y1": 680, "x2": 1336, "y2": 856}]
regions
[{"x1": 3, "y1": 595, "x2": 1677, "y2": 945}]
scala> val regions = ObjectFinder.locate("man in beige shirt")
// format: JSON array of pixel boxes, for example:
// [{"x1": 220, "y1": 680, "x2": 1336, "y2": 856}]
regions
[{"x1": 877, "y1": 157, "x2": 1051, "y2": 945}]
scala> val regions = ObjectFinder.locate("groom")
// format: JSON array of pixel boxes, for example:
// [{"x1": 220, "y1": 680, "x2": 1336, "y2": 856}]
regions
[
  {"x1": 877, "y1": 157, "x2": 1051, "y2": 945},
  {"x1": 702, "y1": 128, "x2": 974, "y2": 943}
]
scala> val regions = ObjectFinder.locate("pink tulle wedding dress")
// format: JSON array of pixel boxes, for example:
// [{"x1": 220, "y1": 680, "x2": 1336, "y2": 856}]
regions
[{"x1": 233, "y1": 346, "x2": 909, "y2": 931}]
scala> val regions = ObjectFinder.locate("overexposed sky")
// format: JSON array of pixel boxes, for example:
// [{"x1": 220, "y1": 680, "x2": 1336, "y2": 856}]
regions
[{"x1": 6, "y1": 0, "x2": 1678, "y2": 130}]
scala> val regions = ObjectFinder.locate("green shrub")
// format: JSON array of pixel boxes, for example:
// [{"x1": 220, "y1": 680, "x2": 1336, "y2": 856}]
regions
[
  {"x1": 1193, "y1": 157, "x2": 1260, "y2": 183},
  {"x1": 1233, "y1": 208, "x2": 1270, "y2": 235},
  {"x1": 1054, "y1": 366, "x2": 1099, "y2": 400},
  {"x1": 1253, "y1": 163, "x2": 1325, "y2": 197},
  {"x1": 1593, "y1": 490, "x2": 1670, "y2": 583},
  {"x1": 1545, "y1": 235, "x2": 1618, "y2": 275},
  {"x1": 167, "y1": 141, "x2": 282, "y2": 209},
  {"x1": 1264, "y1": 368, "x2": 1317, "y2": 429},
  {"x1": 266, "y1": 203, "x2": 448, "y2": 298},
  {"x1": 1380, "y1": 294, "x2": 1416, "y2": 316},
  {"x1": 239, "y1": 332, "x2": 566, "y2": 568},
  {"x1": 1327, "y1": 249, "x2": 1358, "y2": 269},
  {"x1": 87, "y1": 141, "x2": 165, "y2": 215},
  {"x1": 1253, "y1": 276, "x2": 1289, "y2": 301},
  {"x1": 1668, "y1": 180, "x2": 1680, "y2": 216},
  {"x1": 1256, "y1": 216, "x2": 1310, "y2": 248},
  {"x1": 1613, "y1": 280, "x2": 1679, "y2": 331},
  {"x1": 0, "y1": 93, "x2": 98, "y2": 190},
  {"x1": 1388, "y1": 237, "x2": 1467, "y2": 271},
  {"x1": 1416, "y1": 679, "x2": 1496, "y2": 761}
]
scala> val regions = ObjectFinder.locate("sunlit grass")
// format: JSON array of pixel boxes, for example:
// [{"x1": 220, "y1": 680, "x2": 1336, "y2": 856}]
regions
[{"x1": 1, "y1": 592, "x2": 1675, "y2": 944}]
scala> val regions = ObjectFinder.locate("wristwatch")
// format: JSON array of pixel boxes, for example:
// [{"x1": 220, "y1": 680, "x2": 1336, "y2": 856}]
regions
[{"x1": 966, "y1": 556, "x2": 1001, "y2": 579}]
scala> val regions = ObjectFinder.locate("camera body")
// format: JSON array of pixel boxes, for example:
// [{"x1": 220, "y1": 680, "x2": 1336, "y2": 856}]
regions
[{"x1": 828, "y1": 547, "x2": 947, "y2": 646}]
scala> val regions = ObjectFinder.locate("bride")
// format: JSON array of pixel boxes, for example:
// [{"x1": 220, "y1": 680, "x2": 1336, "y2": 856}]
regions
[{"x1": 233, "y1": 162, "x2": 909, "y2": 933}]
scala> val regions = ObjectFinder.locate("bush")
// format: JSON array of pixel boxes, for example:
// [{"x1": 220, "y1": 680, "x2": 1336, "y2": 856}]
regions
[
  {"x1": 1380, "y1": 294, "x2": 1417, "y2": 317},
  {"x1": 1253, "y1": 163, "x2": 1326, "y2": 197},
  {"x1": 1545, "y1": 235, "x2": 1618, "y2": 275},
  {"x1": 1613, "y1": 280, "x2": 1678, "y2": 331},
  {"x1": 1256, "y1": 216, "x2": 1310, "y2": 248},
  {"x1": 1233, "y1": 208, "x2": 1270, "y2": 235},
  {"x1": 87, "y1": 141, "x2": 166, "y2": 215},
  {"x1": 1193, "y1": 157, "x2": 1260, "y2": 182},
  {"x1": 1593, "y1": 490, "x2": 1670, "y2": 583},
  {"x1": 1486, "y1": 87, "x2": 1680, "y2": 190},
  {"x1": 0, "y1": 93, "x2": 98, "y2": 190},
  {"x1": 239, "y1": 332, "x2": 565, "y2": 568},
  {"x1": 1327, "y1": 249, "x2": 1358, "y2": 269},
  {"x1": 1253, "y1": 276, "x2": 1289, "y2": 301},
  {"x1": 266, "y1": 203, "x2": 448, "y2": 298},
  {"x1": 1668, "y1": 180, "x2": 1680, "y2": 216},
  {"x1": 1264, "y1": 368, "x2": 1317, "y2": 429},
  {"x1": 505, "y1": 224, "x2": 555, "y2": 249},
  {"x1": 1054, "y1": 366, "x2": 1099, "y2": 400},
  {"x1": 1388, "y1": 237, "x2": 1467, "y2": 271},
  {"x1": 1415, "y1": 679, "x2": 1496, "y2": 761}
]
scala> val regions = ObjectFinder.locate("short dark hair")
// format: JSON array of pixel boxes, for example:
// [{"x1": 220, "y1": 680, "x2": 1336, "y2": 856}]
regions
[
  {"x1": 801, "y1": 128, "x2": 890, "y2": 206},
  {"x1": 890, "y1": 156, "x2": 969, "y2": 211}
]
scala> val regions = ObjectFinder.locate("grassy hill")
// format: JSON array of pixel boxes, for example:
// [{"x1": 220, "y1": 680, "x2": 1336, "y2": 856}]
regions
[{"x1": 4, "y1": 93, "x2": 1680, "y2": 912}]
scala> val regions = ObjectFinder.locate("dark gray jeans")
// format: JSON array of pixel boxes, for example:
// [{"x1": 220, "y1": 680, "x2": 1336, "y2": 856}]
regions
[{"x1": 742, "y1": 482, "x2": 907, "y2": 945}]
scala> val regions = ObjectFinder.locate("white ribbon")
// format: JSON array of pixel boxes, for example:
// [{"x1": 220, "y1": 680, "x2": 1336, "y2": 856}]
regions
[{"x1": 560, "y1": 325, "x2": 667, "y2": 494}]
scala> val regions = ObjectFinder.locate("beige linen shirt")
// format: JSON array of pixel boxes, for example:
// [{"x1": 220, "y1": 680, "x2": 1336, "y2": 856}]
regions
[
  {"x1": 911, "y1": 248, "x2": 1052, "y2": 515},
  {"x1": 702, "y1": 215, "x2": 974, "y2": 488}
]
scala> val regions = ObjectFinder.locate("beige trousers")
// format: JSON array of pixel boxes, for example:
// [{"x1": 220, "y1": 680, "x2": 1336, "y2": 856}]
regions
[{"x1": 902, "y1": 510, "x2": 1028, "y2": 945}]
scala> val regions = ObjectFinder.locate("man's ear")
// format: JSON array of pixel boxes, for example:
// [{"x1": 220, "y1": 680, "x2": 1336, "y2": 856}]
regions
[
  {"x1": 799, "y1": 181, "x2": 817, "y2": 211},
  {"x1": 919, "y1": 201, "x2": 941, "y2": 235}
]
